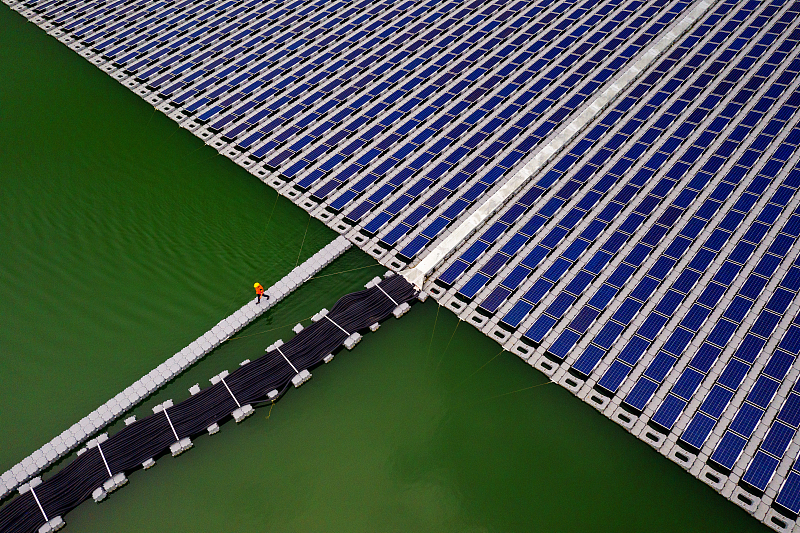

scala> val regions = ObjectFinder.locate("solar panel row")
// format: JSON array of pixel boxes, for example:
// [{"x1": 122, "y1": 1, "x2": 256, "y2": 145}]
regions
[
  {"x1": 575, "y1": 85, "x2": 800, "y2": 400},
  {"x1": 473, "y1": 1, "x2": 792, "y2": 341},
  {"x1": 435, "y1": 0, "x2": 752, "y2": 293},
  {"x1": 423, "y1": 0, "x2": 800, "y2": 522},
  {"x1": 438, "y1": 1, "x2": 789, "y2": 355}
]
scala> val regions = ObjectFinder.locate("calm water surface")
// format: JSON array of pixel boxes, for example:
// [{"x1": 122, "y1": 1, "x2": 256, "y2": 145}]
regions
[{"x1": 0, "y1": 6, "x2": 766, "y2": 532}]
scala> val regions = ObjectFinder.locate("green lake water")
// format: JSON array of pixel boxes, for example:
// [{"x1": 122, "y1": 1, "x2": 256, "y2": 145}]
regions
[{"x1": 0, "y1": 5, "x2": 768, "y2": 532}]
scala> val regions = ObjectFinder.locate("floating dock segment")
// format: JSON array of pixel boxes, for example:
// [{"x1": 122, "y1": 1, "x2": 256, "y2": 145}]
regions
[
  {"x1": 0, "y1": 275, "x2": 417, "y2": 533},
  {"x1": 0, "y1": 236, "x2": 350, "y2": 501}
]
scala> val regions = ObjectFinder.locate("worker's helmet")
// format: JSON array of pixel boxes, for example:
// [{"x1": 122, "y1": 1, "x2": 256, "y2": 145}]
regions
[{"x1": 254, "y1": 283, "x2": 261, "y2": 288}]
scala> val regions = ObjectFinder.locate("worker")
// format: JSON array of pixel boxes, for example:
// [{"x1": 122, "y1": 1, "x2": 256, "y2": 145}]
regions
[{"x1": 254, "y1": 282, "x2": 268, "y2": 304}]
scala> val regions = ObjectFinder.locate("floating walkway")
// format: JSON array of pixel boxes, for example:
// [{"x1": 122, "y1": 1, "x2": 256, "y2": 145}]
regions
[
  {"x1": 6, "y1": 0, "x2": 800, "y2": 529},
  {"x1": 0, "y1": 236, "x2": 351, "y2": 502},
  {"x1": 0, "y1": 273, "x2": 417, "y2": 533}
]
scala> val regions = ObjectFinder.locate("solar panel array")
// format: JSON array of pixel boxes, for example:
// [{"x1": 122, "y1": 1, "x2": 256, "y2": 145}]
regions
[{"x1": 5, "y1": 0, "x2": 800, "y2": 527}]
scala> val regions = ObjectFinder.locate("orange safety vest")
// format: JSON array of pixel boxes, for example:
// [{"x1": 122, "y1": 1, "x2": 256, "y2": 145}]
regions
[{"x1": 255, "y1": 284, "x2": 264, "y2": 295}]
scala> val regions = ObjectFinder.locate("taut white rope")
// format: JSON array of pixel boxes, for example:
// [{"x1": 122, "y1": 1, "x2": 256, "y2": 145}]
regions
[
  {"x1": 375, "y1": 284, "x2": 399, "y2": 306},
  {"x1": 324, "y1": 315, "x2": 350, "y2": 335},
  {"x1": 96, "y1": 442, "x2": 113, "y2": 478},
  {"x1": 275, "y1": 347, "x2": 299, "y2": 374},
  {"x1": 162, "y1": 408, "x2": 180, "y2": 442},
  {"x1": 29, "y1": 486, "x2": 48, "y2": 522},
  {"x1": 220, "y1": 377, "x2": 241, "y2": 408}
]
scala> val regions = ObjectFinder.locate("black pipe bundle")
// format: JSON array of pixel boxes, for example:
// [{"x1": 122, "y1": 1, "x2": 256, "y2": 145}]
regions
[{"x1": 0, "y1": 275, "x2": 417, "y2": 533}]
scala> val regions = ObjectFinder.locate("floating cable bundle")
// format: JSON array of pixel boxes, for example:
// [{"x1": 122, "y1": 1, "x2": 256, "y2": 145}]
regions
[{"x1": 0, "y1": 275, "x2": 416, "y2": 533}]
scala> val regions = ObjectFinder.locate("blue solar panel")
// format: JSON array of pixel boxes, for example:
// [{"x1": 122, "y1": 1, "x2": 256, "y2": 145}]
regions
[
  {"x1": 643, "y1": 351, "x2": 676, "y2": 382},
  {"x1": 735, "y1": 334, "x2": 765, "y2": 364},
  {"x1": 717, "y1": 359, "x2": 750, "y2": 390},
  {"x1": 597, "y1": 360, "x2": 631, "y2": 394},
  {"x1": 700, "y1": 386, "x2": 734, "y2": 419},
  {"x1": 748, "y1": 376, "x2": 781, "y2": 409},
  {"x1": 652, "y1": 394, "x2": 686, "y2": 430},
  {"x1": 777, "y1": 471, "x2": 800, "y2": 514},
  {"x1": 625, "y1": 378, "x2": 659, "y2": 412},
  {"x1": 672, "y1": 368, "x2": 704, "y2": 401},
  {"x1": 779, "y1": 394, "x2": 800, "y2": 427},
  {"x1": 762, "y1": 422, "x2": 795, "y2": 458},
  {"x1": 742, "y1": 451, "x2": 780, "y2": 492},
  {"x1": 729, "y1": 403, "x2": 763, "y2": 438},
  {"x1": 711, "y1": 431, "x2": 747, "y2": 470},
  {"x1": 681, "y1": 412, "x2": 716, "y2": 450}
]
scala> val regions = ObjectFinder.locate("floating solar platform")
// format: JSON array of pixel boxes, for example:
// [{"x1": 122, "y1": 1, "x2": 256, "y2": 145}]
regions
[{"x1": 5, "y1": 0, "x2": 800, "y2": 528}]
